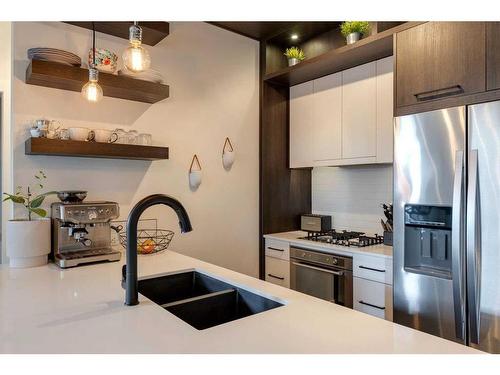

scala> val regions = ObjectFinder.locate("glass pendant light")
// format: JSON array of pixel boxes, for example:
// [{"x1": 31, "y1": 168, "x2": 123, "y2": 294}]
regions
[
  {"x1": 122, "y1": 22, "x2": 151, "y2": 72},
  {"x1": 82, "y1": 22, "x2": 103, "y2": 102}
]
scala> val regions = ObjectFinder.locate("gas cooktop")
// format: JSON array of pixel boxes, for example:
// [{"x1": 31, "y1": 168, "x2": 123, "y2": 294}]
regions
[{"x1": 299, "y1": 229, "x2": 384, "y2": 247}]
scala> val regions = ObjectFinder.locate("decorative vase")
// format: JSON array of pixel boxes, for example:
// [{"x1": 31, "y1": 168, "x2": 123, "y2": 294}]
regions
[
  {"x1": 222, "y1": 151, "x2": 235, "y2": 170},
  {"x1": 222, "y1": 137, "x2": 235, "y2": 170},
  {"x1": 288, "y1": 58, "x2": 299, "y2": 67},
  {"x1": 6, "y1": 219, "x2": 51, "y2": 268},
  {"x1": 189, "y1": 170, "x2": 202, "y2": 190},
  {"x1": 189, "y1": 154, "x2": 202, "y2": 190},
  {"x1": 346, "y1": 32, "x2": 361, "y2": 45}
]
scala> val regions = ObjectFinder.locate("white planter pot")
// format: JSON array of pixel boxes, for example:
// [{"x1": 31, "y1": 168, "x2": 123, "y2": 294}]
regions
[
  {"x1": 288, "y1": 58, "x2": 299, "y2": 67},
  {"x1": 189, "y1": 170, "x2": 202, "y2": 190},
  {"x1": 6, "y1": 219, "x2": 51, "y2": 268},
  {"x1": 222, "y1": 150, "x2": 235, "y2": 170}
]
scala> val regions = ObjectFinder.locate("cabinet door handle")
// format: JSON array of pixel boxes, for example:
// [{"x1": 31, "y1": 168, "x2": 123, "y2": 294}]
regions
[
  {"x1": 268, "y1": 247, "x2": 285, "y2": 252},
  {"x1": 414, "y1": 85, "x2": 463, "y2": 101},
  {"x1": 267, "y1": 273, "x2": 285, "y2": 280},
  {"x1": 359, "y1": 300, "x2": 385, "y2": 310},
  {"x1": 359, "y1": 265, "x2": 385, "y2": 273}
]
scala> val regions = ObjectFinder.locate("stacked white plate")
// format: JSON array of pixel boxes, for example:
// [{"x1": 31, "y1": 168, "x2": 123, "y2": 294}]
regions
[
  {"x1": 27, "y1": 48, "x2": 81, "y2": 67},
  {"x1": 117, "y1": 67, "x2": 164, "y2": 84}
]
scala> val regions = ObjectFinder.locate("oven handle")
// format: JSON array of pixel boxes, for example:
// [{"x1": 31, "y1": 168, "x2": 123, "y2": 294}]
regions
[{"x1": 292, "y1": 262, "x2": 344, "y2": 276}]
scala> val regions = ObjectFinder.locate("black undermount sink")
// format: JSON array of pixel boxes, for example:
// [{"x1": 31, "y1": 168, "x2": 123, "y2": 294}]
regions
[{"x1": 138, "y1": 270, "x2": 284, "y2": 330}]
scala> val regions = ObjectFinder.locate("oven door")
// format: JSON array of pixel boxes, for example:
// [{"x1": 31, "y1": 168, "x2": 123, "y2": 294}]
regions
[{"x1": 290, "y1": 260, "x2": 353, "y2": 308}]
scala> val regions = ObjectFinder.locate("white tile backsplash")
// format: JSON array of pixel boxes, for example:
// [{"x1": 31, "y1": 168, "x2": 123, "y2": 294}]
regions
[{"x1": 312, "y1": 165, "x2": 393, "y2": 234}]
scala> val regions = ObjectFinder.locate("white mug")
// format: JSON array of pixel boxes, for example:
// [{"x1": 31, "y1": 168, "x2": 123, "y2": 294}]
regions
[
  {"x1": 93, "y1": 129, "x2": 118, "y2": 143},
  {"x1": 30, "y1": 128, "x2": 42, "y2": 138},
  {"x1": 69, "y1": 127, "x2": 92, "y2": 142}
]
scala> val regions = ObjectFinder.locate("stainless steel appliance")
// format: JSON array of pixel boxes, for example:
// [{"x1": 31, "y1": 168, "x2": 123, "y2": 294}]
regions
[
  {"x1": 51, "y1": 201, "x2": 121, "y2": 268},
  {"x1": 394, "y1": 102, "x2": 500, "y2": 353},
  {"x1": 299, "y1": 229, "x2": 383, "y2": 247},
  {"x1": 300, "y1": 214, "x2": 331, "y2": 232},
  {"x1": 290, "y1": 246, "x2": 353, "y2": 308}
]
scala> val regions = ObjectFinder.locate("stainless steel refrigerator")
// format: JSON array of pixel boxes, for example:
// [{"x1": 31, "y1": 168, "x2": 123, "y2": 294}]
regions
[{"x1": 394, "y1": 101, "x2": 500, "y2": 354}]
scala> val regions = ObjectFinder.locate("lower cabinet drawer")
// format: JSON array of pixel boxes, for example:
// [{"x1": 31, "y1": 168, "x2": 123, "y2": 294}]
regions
[
  {"x1": 265, "y1": 256, "x2": 290, "y2": 288},
  {"x1": 265, "y1": 238, "x2": 290, "y2": 261},
  {"x1": 353, "y1": 254, "x2": 393, "y2": 285},
  {"x1": 353, "y1": 277, "x2": 393, "y2": 321}
]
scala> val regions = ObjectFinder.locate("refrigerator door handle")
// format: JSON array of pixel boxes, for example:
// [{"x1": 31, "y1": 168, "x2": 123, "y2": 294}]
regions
[
  {"x1": 467, "y1": 149, "x2": 481, "y2": 345},
  {"x1": 451, "y1": 150, "x2": 465, "y2": 341}
]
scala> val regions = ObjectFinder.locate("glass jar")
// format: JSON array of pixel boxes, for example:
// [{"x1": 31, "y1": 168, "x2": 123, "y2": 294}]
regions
[
  {"x1": 114, "y1": 128, "x2": 128, "y2": 144},
  {"x1": 137, "y1": 133, "x2": 152, "y2": 146},
  {"x1": 127, "y1": 130, "x2": 139, "y2": 145}
]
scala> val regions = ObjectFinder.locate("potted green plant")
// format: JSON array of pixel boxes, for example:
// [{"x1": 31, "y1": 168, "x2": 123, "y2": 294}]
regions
[
  {"x1": 3, "y1": 171, "x2": 57, "y2": 268},
  {"x1": 284, "y1": 46, "x2": 305, "y2": 67},
  {"x1": 340, "y1": 21, "x2": 371, "y2": 45}
]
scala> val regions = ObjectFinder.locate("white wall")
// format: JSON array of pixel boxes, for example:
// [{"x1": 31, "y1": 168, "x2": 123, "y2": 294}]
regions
[
  {"x1": 10, "y1": 22, "x2": 260, "y2": 276},
  {"x1": 0, "y1": 22, "x2": 13, "y2": 263},
  {"x1": 312, "y1": 165, "x2": 392, "y2": 234}
]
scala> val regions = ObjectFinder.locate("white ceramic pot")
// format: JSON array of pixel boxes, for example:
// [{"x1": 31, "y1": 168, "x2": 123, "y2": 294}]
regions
[
  {"x1": 6, "y1": 219, "x2": 51, "y2": 268},
  {"x1": 222, "y1": 151, "x2": 235, "y2": 170},
  {"x1": 288, "y1": 58, "x2": 299, "y2": 67},
  {"x1": 189, "y1": 170, "x2": 202, "y2": 190}
]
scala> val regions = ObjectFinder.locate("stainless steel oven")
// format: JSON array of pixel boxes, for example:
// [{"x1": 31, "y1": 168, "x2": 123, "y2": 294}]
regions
[{"x1": 290, "y1": 246, "x2": 353, "y2": 308}]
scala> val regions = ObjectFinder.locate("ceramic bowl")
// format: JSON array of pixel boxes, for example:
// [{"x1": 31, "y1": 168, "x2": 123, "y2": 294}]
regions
[{"x1": 88, "y1": 48, "x2": 118, "y2": 73}]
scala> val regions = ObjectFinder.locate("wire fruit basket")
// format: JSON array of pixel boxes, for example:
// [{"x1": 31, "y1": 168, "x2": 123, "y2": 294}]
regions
[{"x1": 112, "y1": 225, "x2": 174, "y2": 255}]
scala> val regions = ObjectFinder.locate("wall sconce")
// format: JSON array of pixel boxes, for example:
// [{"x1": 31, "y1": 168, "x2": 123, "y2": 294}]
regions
[
  {"x1": 222, "y1": 137, "x2": 235, "y2": 170},
  {"x1": 189, "y1": 154, "x2": 202, "y2": 190}
]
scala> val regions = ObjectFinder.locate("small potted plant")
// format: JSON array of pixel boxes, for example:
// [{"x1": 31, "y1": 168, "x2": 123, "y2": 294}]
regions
[
  {"x1": 3, "y1": 171, "x2": 57, "y2": 268},
  {"x1": 284, "y1": 46, "x2": 305, "y2": 67},
  {"x1": 340, "y1": 21, "x2": 371, "y2": 45}
]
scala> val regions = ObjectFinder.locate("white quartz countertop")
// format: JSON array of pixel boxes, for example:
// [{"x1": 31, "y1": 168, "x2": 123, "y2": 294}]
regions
[
  {"x1": 264, "y1": 231, "x2": 393, "y2": 258},
  {"x1": 0, "y1": 250, "x2": 477, "y2": 353}
]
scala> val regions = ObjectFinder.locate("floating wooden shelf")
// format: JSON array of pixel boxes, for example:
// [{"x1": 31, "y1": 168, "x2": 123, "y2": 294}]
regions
[
  {"x1": 64, "y1": 22, "x2": 170, "y2": 46},
  {"x1": 25, "y1": 138, "x2": 169, "y2": 161},
  {"x1": 264, "y1": 22, "x2": 423, "y2": 87},
  {"x1": 26, "y1": 60, "x2": 169, "y2": 104}
]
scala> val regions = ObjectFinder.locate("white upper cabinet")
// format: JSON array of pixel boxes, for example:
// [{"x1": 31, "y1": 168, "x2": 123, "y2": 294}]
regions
[
  {"x1": 312, "y1": 72, "x2": 342, "y2": 162},
  {"x1": 290, "y1": 81, "x2": 314, "y2": 168},
  {"x1": 342, "y1": 61, "x2": 377, "y2": 159},
  {"x1": 289, "y1": 57, "x2": 394, "y2": 168},
  {"x1": 376, "y1": 56, "x2": 394, "y2": 163}
]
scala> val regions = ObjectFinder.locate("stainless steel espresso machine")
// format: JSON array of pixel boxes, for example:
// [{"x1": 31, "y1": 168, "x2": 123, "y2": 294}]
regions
[{"x1": 51, "y1": 201, "x2": 121, "y2": 268}]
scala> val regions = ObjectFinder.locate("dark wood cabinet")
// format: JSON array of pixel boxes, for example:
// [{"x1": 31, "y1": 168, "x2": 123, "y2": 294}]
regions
[
  {"x1": 487, "y1": 22, "x2": 500, "y2": 91},
  {"x1": 396, "y1": 22, "x2": 486, "y2": 110}
]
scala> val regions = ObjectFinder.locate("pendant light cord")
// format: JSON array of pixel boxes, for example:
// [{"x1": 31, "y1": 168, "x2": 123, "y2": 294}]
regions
[{"x1": 92, "y1": 21, "x2": 96, "y2": 68}]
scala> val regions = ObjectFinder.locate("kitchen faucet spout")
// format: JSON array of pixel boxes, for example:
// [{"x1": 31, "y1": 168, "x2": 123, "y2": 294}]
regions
[{"x1": 123, "y1": 194, "x2": 192, "y2": 306}]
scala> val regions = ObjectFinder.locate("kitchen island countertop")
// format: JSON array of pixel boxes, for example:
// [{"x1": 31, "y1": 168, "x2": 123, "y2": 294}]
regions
[{"x1": 0, "y1": 250, "x2": 477, "y2": 353}]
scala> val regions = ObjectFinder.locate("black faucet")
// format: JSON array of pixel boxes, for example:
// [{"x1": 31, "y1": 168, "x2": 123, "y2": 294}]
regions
[{"x1": 122, "y1": 194, "x2": 192, "y2": 306}]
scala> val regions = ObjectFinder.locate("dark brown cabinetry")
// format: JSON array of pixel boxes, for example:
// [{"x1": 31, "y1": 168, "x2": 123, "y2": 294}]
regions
[
  {"x1": 396, "y1": 22, "x2": 486, "y2": 112},
  {"x1": 487, "y1": 22, "x2": 500, "y2": 91}
]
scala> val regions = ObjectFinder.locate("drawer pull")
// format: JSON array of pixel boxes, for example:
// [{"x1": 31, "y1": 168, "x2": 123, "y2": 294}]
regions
[
  {"x1": 359, "y1": 265, "x2": 385, "y2": 273},
  {"x1": 267, "y1": 273, "x2": 285, "y2": 280},
  {"x1": 268, "y1": 247, "x2": 285, "y2": 252},
  {"x1": 359, "y1": 300, "x2": 385, "y2": 310},
  {"x1": 414, "y1": 85, "x2": 463, "y2": 101}
]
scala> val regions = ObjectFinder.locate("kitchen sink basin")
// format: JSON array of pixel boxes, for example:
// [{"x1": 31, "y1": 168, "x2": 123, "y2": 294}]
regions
[{"x1": 138, "y1": 270, "x2": 283, "y2": 330}]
